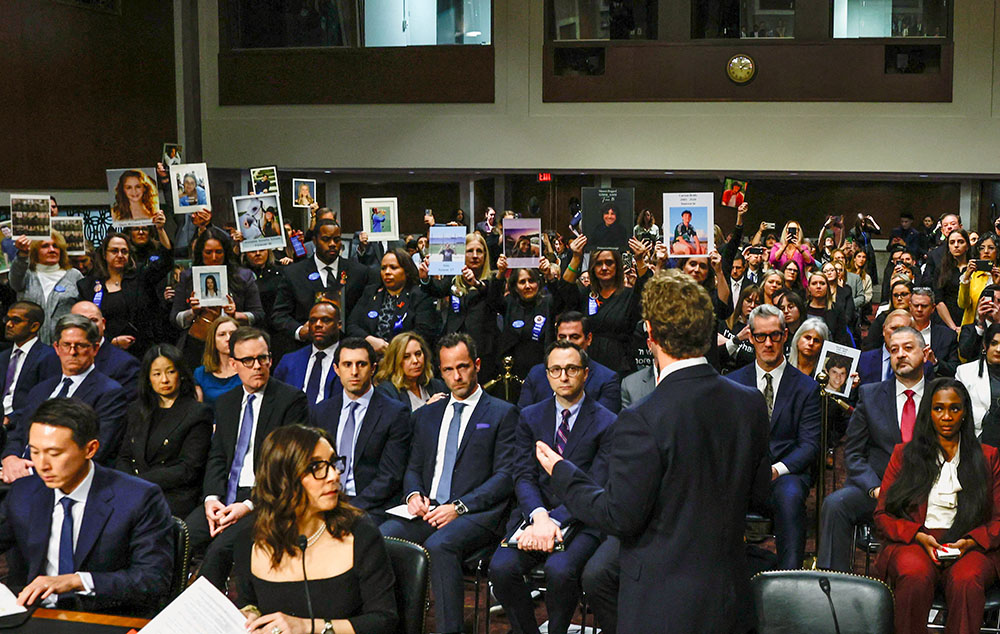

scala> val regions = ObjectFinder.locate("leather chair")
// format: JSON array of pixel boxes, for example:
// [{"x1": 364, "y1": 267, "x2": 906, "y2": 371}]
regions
[
  {"x1": 484, "y1": 563, "x2": 593, "y2": 633},
  {"x1": 752, "y1": 569, "x2": 893, "y2": 634},
  {"x1": 851, "y1": 522, "x2": 880, "y2": 575},
  {"x1": 164, "y1": 516, "x2": 191, "y2": 608},
  {"x1": 462, "y1": 544, "x2": 497, "y2": 634},
  {"x1": 384, "y1": 537, "x2": 430, "y2": 634},
  {"x1": 929, "y1": 585, "x2": 1000, "y2": 632}
]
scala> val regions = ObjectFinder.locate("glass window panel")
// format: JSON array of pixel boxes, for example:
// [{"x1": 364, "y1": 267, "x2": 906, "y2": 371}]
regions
[
  {"x1": 226, "y1": 1, "x2": 360, "y2": 48},
  {"x1": 832, "y1": 0, "x2": 948, "y2": 38},
  {"x1": 364, "y1": 0, "x2": 491, "y2": 46},
  {"x1": 692, "y1": 0, "x2": 794, "y2": 39},
  {"x1": 552, "y1": 0, "x2": 657, "y2": 41}
]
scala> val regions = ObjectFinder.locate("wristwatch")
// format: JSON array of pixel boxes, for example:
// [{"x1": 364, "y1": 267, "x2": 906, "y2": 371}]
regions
[
  {"x1": 321, "y1": 621, "x2": 334, "y2": 634},
  {"x1": 454, "y1": 500, "x2": 469, "y2": 515}
]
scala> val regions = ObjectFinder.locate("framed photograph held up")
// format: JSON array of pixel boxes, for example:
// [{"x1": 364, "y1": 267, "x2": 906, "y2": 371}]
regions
[
  {"x1": 361, "y1": 198, "x2": 399, "y2": 242},
  {"x1": 10, "y1": 195, "x2": 52, "y2": 241},
  {"x1": 170, "y1": 163, "x2": 211, "y2": 213},
  {"x1": 233, "y1": 194, "x2": 285, "y2": 253},
  {"x1": 192, "y1": 265, "x2": 228, "y2": 308},
  {"x1": 663, "y1": 192, "x2": 714, "y2": 258}
]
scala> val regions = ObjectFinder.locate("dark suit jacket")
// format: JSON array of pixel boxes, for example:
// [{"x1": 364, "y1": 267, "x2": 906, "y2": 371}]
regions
[
  {"x1": 928, "y1": 323, "x2": 959, "y2": 377},
  {"x1": 858, "y1": 348, "x2": 886, "y2": 386},
  {"x1": 510, "y1": 397, "x2": 615, "y2": 538},
  {"x1": 203, "y1": 379, "x2": 309, "y2": 500},
  {"x1": 115, "y1": 396, "x2": 214, "y2": 517},
  {"x1": 2, "y1": 369, "x2": 129, "y2": 466},
  {"x1": 844, "y1": 378, "x2": 923, "y2": 494},
  {"x1": 620, "y1": 365, "x2": 655, "y2": 409},
  {"x1": 346, "y1": 284, "x2": 442, "y2": 348},
  {"x1": 308, "y1": 388, "x2": 411, "y2": 511},
  {"x1": 403, "y1": 389, "x2": 518, "y2": 534},
  {"x1": 550, "y1": 362, "x2": 770, "y2": 633},
  {"x1": 0, "y1": 464, "x2": 173, "y2": 615},
  {"x1": 272, "y1": 343, "x2": 342, "y2": 405},
  {"x1": 517, "y1": 359, "x2": 622, "y2": 413},
  {"x1": 960, "y1": 322, "x2": 987, "y2": 363},
  {"x1": 375, "y1": 377, "x2": 448, "y2": 409},
  {"x1": 728, "y1": 363, "x2": 821, "y2": 476},
  {"x1": 0, "y1": 339, "x2": 60, "y2": 415},
  {"x1": 95, "y1": 340, "x2": 140, "y2": 402},
  {"x1": 271, "y1": 257, "x2": 376, "y2": 339}
]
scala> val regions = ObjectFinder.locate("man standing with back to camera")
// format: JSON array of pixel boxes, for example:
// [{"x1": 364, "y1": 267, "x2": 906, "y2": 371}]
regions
[{"x1": 536, "y1": 269, "x2": 770, "y2": 633}]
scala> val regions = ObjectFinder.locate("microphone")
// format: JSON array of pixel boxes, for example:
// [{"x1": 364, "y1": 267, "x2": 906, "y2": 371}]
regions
[
  {"x1": 818, "y1": 577, "x2": 841, "y2": 634},
  {"x1": 297, "y1": 535, "x2": 316, "y2": 634}
]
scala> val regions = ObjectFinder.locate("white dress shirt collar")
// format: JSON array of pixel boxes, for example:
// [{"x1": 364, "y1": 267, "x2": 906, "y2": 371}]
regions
[
  {"x1": 314, "y1": 255, "x2": 338, "y2": 286},
  {"x1": 656, "y1": 357, "x2": 709, "y2": 385},
  {"x1": 755, "y1": 358, "x2": 787, "y2": 393}
]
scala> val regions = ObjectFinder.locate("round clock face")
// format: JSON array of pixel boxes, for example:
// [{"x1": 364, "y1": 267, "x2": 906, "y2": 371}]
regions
[{"x1": 727, "y1": 54, "x2": 756, "y2": 84}]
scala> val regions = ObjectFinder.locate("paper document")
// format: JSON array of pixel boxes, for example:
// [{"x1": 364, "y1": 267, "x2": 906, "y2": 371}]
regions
[
  {"x1": 141, "y1": 577, "x2": 246, "y2": 634},
  {"x1": 386, "y1": 503, "x2": 437, "y2": 520},
  {"x1": 0, "y1": 582, "x2": 26, "y2": 617}
]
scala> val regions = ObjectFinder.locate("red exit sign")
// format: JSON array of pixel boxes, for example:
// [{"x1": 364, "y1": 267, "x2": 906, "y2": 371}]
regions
[{"x1": 537, "y1": 173, "x2": 552, "y2": 182}]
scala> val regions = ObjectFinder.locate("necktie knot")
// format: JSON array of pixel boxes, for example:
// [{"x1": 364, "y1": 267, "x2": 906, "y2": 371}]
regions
[
  {"x1": 246, "y1": 393, "x2": 256, "y2": 406},
  {"x1": 315, "y1": 350, "x2": 326, "y2": 362},
  {"x1": 562, "y1": 409, "x2": 571, "y2": 423},
  {"x1": 347, "y1": 401, "x2": 359, "y2": 413},
  {"x1": 59, "y1": 497, "x2": 75, "y2": 513},
  {"x1": 11, "y1": 349, "x2": 21, "y2": 358},
  {"x1": 905, "y1": 389, "x2": 915, "y2": 400},
  {"x1": 453, "y1": 402, "x2": 466, "y2": 415}
]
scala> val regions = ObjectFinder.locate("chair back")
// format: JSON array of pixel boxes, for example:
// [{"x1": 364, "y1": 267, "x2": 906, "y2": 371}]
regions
[
  {"x1": 384, "y1": 537, "x2": 430, "y2": 634},
  {"x1": 752, "y1": 569, "x2": 893, "y2": 634},
  {"x1": 165, "y1": 516, "x2": 191, "y2": 606}
]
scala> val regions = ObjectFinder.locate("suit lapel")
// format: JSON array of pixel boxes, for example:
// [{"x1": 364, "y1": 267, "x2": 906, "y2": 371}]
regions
[
  {"x1": 74, "y1": 370, "x2": 97, "y2": 401},
  {"x1": 252, "y1": 383, "x2": 278, "y2": 465},
  {"x1": 326, "y1": 391, "x2": 344, "y2": 438},
  {"x1": 28, "y1": 486, "x2": 54, "y2": 579},
  {"x1": 770, "y1": 369, "x2": 794, "y2": 425},
  {"x1": 354, "y1": 392, "x2": 381, "y2": 459},
  {"x1": 564, "y1": 398, "x2": 594, "y2": 459},
  {"x1": 148, "y1": 399, "x2": 191, "y2": 461},
  {"x1": 876, "y1": 381, "x2": 902, "y2": 443},
  {"x1": 74, "y1": 469, "x2": 113, "y2": 568},
  {"x1": 455, "y1": 394, "x2": 489, "y2": 462}
]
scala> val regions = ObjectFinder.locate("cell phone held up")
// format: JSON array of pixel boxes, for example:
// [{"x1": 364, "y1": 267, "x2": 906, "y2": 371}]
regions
[
  {"x1": 787, "y1": 226, "x2": 798, "y2": 239},
  {"x1": 973, "y1": 259, "x2": 994, "y2": 272}
]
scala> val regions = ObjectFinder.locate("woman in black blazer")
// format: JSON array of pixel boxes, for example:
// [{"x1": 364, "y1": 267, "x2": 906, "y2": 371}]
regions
[
  {"x1": 347, "y1": 248, "x2": 442, "y2": 354},
  {"x1": 373, "y1": 332, "x2": 448, "y2": 410},
  {"x1": 116, "y1": 343, "x2": 213, "y2": 517}
]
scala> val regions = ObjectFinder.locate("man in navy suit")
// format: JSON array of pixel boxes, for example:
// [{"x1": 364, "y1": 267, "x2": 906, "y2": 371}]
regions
[
  {"x1": 273, "y1": 301, "x2": 342, "y2": 407},
  {"x1": 380, "y1": 333, "x2": 518, "y2": 634},
  {"x1": 308, "y1": 337, "x2": 410, "y2": 518},
  {"x1": 518, "y1": 312, "x2": 621, "y2": 413},
  {"x1": 908, "y1": 287, "x2": 959, "y2": 377},
  {"x1": 71, "y1": 301, "x2": 140, "y2": 401},
  {"x1": 535, "y1": 270, "x2": 770, "y2": 633},
  {"x1": 491, "y1": 340, "x2": 615, "y2": 634},
  {"x1": 0, "y1": 398, "x2": 172, "y2": 615},
  {"x1": 272, "y1": 220, "x2": 376, "y2": 341},
  {"x1": 728, "y1": 303, "x2": 821, "y2": 570},
  {"x1": 858, "y1": 309, "x2": 915, "y2": 386},
  {"x1": 1, "y1": 315, "x2": 128, "y2": 483},
  {"x1": 0, "y1": 301, "x2": 60, "y2": 423},
  {"x1": 818, "y1": 326, "x2": 928, "y2": 571}
]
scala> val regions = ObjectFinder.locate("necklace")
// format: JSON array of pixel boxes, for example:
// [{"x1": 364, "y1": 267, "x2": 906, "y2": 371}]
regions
[{"x1": 305, "y1": 523, "x2": 326, "y2": 548}]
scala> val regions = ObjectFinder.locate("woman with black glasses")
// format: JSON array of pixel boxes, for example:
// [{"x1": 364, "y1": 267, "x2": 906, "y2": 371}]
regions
[{"x1": 234, "y1": 425, "x2": 397, "y2": 634}]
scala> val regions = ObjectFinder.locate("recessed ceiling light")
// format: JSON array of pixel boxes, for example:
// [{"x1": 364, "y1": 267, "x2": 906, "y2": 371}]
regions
[
  {"x1": 918, "y1": 174, "x2": 929, "y2": 178},
  {"x1": 663, "y1": 171, "x2": 673, "y2": 175},
  {"x1": 324, "y1": 170, "x2": 331, "y2": 174}
]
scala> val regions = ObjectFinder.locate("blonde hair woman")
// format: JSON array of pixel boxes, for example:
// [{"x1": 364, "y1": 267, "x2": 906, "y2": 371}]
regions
[
  {"x1": 373, "y1": 332, "x2": 447, "y2": 411},
  {"x1": 9, "y1": 231, "x2": 82, "y2": 343}
]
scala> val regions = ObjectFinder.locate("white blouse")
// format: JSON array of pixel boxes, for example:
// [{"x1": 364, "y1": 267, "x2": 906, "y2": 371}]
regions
[
  {"x1": 407, "y1": 385, "x2": 430, "y2": 411},
  {"x1": 925, "y1": 447, "x2": 962, "y2": 530}
]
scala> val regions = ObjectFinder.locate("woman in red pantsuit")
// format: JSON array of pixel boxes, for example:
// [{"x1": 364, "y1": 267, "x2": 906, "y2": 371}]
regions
[{"x1": 874, "y1": 377, "x2": 1000, "y2": 634}]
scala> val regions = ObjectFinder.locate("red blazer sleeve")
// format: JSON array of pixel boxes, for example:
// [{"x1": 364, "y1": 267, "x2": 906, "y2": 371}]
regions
[
  {"x1": 874, "y1": 444, "x2": 926, "y2": 545},
  {"x1": 965, "y1": 446, "x2": 1000, "y2": 551}
]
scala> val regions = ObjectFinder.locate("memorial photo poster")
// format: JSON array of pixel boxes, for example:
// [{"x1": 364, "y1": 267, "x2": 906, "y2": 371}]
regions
[
  {"x1": 233, "y1": 194, "x2": 285, "y2": 253},
  {"x1": 162, "y1": 143, "x2": 183, "y2": 166},
  {"x1": 170, "y1": 163, "x2": 211, "y2": 213},
  {"x1": 722, "y1": 178, "x2": 747, "y2": 208},
  {"x1": 192, "y1": 265, "x2": 228, "y2": 308},
  {"x1": 663, "y1": 192, "x2": 714, "y2": 258},
  {"x1": 292, "y1": 179, "x2": 317, "y2": 208},
  {"x1": 10, "y1": 194, "x2": 51, "y2": 241},
  {"x1": 817, "y1": 341, "x2": 861, "y2": 399},
  {"x1": 106, "y1": 168, "x2": 159, "y2": 227},
  {"x1": 361, "y1": 197, "x2": 399, "y2": 242},
  {"x1": 250, "y1": 166, "x2": 278, "y2": 194},
  {"x1": 0, "y1": 222, "x2": 12, "y2": 274},
  {"x1": 504, "y1": 218, "x2": 543, "y2": 268},
  {"x1": 427, "y1": 226, "x2": 467, "y2": 276},
  {"x1": 581, "y1": 187, "x2": 634, "y2": 252},
  {"x1": 52, "y1": 217, "x2": 86, "y2": 256}
]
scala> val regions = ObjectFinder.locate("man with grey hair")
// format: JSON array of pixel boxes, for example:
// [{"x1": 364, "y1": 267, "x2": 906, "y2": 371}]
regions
[
  {"x1": 818, "y1": 325, "x2": 928, "y2": 570},
  {"x1": 907, "y1": 287, "x2": 959, "y2": 377},
  {"x1": 1, "y1": 314, "x2": 128, "y2": 482},
  {"x1": 728, "y1": 303, "x2": 821, "y2": 569},
  {"x1": 859, "y1": 309, "x2": 916, "y2": 386}
]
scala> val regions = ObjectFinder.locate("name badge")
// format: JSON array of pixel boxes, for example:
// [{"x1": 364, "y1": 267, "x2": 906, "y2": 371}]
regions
[
  {"x1": 451, "y1": 295, "x2": 461, "y2": 313},
  {"x1": 367, "y1": 310, "x2": 378, "y2": 319},
  {"x1": 588, "y1": 296, "x2": 598, "y2": 315},
  {"x1": 149, "y1": 255, "x2": 160, "y2": 262},
  {"x1": 54, "y1": 285, "x2": 66, "y2": 293},
  {"x1": 394, "y1": 312, "x2": 407, "y2": 331},
  {"x1": 511, "y1": 320, "x2": 525, "y2": 329},
  {"x1": 531, "y1": 315, "x2": 546, "y2": 341},
  {"x1": 93, "y1": 291, "x2": 103, "y2": 307},
  {"x1": 308, "y1": 272, "x2": 321, "y2": 281}
]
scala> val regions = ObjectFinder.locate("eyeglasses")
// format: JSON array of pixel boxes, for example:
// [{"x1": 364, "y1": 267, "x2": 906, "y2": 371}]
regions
[
  {"x1": 546, "y1": 364, "x2": 585, "y2": 378},
  {"x1": 892, "y1": 291, "x2": 912, "y2": 299},
  {"x1": 233, "y1": 354, "x2": 272, "y2": 368},
  {"x1": 750, "y1": 331, "x2": 785, "y2": 343},
  {"x1": 56, "y1": 341, "x2": 94, "y2": 352},
  {"x1": 305, "y1": 456, "x2": 346, "y2": 480}
]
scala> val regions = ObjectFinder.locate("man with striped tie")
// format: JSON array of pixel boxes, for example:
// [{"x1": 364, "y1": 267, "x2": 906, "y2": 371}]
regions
[
  {"x1": 489, "y1": 340, "x2": 616, "y2": 634},
  {"x1": 380, "y1": 333, "x2": 518, "y2": 634}
]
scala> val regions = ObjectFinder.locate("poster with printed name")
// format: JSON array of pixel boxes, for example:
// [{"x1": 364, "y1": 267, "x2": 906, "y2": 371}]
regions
[
  {"x1": 817, "y1": 341, "x2": 860, "y2": 399},
  {"x1": 106, "y1": 168, "x2": 159, "y2": 227},
  {"x1": 427, "y1": 226, "x2": 467, "y2": 276},
  {"x1": 581, "y1": 187, "x2": 634, "y2": 252},
  {"x1": 170, "y1": 163, "x2": 211, "y2": 213},
  {"x1": 233, "y1": 194, "x2": 285, "y2": 253},
  {"x1": 663, "y1": 192, "x2": 714, "y2": 258},
  {"x1": 192, "y1": 265, "x2": 228, "y2": 308}
]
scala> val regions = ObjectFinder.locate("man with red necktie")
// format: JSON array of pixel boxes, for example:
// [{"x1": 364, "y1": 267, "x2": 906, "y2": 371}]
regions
[{"x1": 817, "y1": 326, "x2": 929, "y2": 571}]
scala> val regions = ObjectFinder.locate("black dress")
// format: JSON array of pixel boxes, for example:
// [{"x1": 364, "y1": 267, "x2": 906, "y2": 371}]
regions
[
  {"x1": 423, "y1": 276, "x2": 502, "y2": 381},
  {"x1": 935, "y1": 266, "x2": 965, "y2": 327},
  {"x1": 489, "y1": 281, "x2": 565, "y2": 381},
  {"x1": 234, "y1": 515, "x2": 398, "y2": 634}
]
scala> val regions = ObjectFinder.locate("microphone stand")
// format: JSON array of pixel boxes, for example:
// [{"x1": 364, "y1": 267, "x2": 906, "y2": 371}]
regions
[{"x1": 297, "y1": 535, "x2": 316, "y2": 634}]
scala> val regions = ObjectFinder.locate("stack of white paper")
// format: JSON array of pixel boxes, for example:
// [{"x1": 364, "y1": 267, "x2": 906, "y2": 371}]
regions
[{"x1": 141, "y1": 577, "x2": 246, "y2": 634}]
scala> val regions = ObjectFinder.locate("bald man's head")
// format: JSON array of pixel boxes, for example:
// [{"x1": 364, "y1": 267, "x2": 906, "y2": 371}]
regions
[{"x1": 71, "y1": 301, "x2": 105, "y2": 339}]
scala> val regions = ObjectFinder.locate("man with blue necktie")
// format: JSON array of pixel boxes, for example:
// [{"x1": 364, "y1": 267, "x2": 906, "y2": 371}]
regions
[
  {"x1": 273, "y1": 301, "x2": 342, "y2": 407},
  {"x1": 380, "y1": 333, "x2": 518, "y2": 634},
  {"x1": 0, "y1": 398, "x2": 172, "y2": 615}
]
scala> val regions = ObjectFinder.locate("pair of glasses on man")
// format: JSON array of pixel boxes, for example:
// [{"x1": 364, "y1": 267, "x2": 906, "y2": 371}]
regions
[
  {"x1": 306, "y1": 456, "x2": 347, "y2": 479},
  {"x1": 232, "y1": 354, "x2": 272, "y2": 368},
  {"x1": 750, "y1": 331, "x2": 784, "y2": 343},
  {"x1": 546, "y1": 364, "x2": 585, "y2": 378}
]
